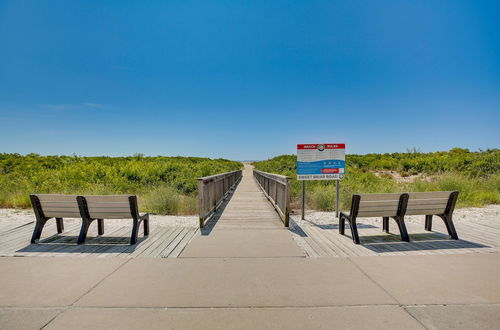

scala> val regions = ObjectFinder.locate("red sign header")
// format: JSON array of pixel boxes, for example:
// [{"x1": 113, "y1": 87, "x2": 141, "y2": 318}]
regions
[{"x1": 297, "y1": 143, "x2": 345, "y2": 150}]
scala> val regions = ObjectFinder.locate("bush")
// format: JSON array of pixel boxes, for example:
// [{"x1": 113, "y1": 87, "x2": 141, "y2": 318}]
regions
[
  {"x1": 0, "y1": 154, "x2": 242, "y2": 214},
  {"x1": 253, "y1": 148, "x2": 500, "y2": 210}
]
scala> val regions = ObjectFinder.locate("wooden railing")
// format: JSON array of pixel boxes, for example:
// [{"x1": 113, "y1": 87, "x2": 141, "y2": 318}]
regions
[
  {"x1": 253, "y1": 169, "x2": 291, "y2": 227},
  {"x1": 198, "y1": 170, "x2": 242, "y2": 228}
]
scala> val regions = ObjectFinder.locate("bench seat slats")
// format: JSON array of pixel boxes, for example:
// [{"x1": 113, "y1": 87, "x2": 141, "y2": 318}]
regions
[
  {"x1": 405, "y1": 208, "x2": 447, "y2": 215},
  {"x1": 357, "y1": 195, "x2": 401, "y2": 217},
  {"x1": 407, "y1": 191, "x2": 453, "y2": 199},
  {"x1": 357, "y1": 193, "x2": 402, "y2": 201},
  {"x1": 43, "y1": 211, "x2": 81, "y2": 218},
  {"x1": 407, "y1": 198, "x2": 448, "y2": 206},
  {"x1": 87, "y1": 212, "x2": 133, "y2": 219},
  {"x1": 36, "y1": 194, "x2": 78, "y2": 202},
  {"x1": 84, "y1": 195, "x2": 133, "y2": 202},
  {"x1": 359, "y1": 200, "x2": 400, "y2": 208},
  {"x1": 358, "y1": 210, "x2": 398, "y2": 217},
  {"x1": 406, "y1": 192, "x2": 451, "y2": 216},
  {"x1": 38, "y1": 201, "x2": 79, "y2": 208},
  {"x1": 35, "y1": 194, "x2": 80, "y2": 218},
  {"x1": 83, "y1": 195, "x2": 134, "y2": 219},
  {"x1": 357, "y1": 205, "x2": 399, "y2": 212}
]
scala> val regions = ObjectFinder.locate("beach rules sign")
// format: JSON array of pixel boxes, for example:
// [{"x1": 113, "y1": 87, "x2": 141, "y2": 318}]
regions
[{"x1": 297, "y1": 144, "x2": 346, "y2": 180}]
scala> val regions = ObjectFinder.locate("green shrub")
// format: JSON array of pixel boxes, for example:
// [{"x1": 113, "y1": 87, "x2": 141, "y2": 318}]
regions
[
  {"x1": 254, "y1": 149, "x2": 500, "y2": 210},
  {"x1": 0, "y1": 153, "x2": 242, "y2": 214}
]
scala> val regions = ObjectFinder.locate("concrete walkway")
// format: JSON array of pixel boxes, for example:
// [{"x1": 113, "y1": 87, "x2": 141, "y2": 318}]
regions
[
  {"x1": 1, "y1": 166, "x2": 499, "y2": 329},
  {"x1": 1, "y1": 254, "x2": 499, "y2": 329},
  {"x1": 180, "y1": 164, "x2": 304, "y2": 258}
]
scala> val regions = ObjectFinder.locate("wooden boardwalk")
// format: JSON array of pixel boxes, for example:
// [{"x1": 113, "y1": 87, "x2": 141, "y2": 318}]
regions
[{"x1": 180, "y1": 164, "x2": 304, "y2": 258}]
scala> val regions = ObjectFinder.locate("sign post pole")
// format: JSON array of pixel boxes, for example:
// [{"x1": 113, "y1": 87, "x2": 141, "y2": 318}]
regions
[
  {"x1": 301, "y1": 181, "x2": 305, "y2": 220},
  {"x1": 335, "y1": 180, "x2": 340, "y2": 218}
]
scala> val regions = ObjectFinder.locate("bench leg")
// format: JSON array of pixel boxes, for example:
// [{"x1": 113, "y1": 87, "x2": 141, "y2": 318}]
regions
[
  {"x1": 77, "y1": 219, "x2": 92, "y2": 245},
  {"x1": 339, "y1": 215, "x2": 346, "y2": 235},
  {"x1": 393, "y1": 217, "x2": 410, "y2": 242},
  {"x1": 425, "y1": 215, "x2": 432, "y2": 231},
  {"x1": 439, "y1": 215, "x2": 458, "y2": 240},
  {"x1": 131, "y1": 219, "x2": 139, "y2": 245},
  {"x1": 382, "y1": 217, "x2": 389, "y2": 233},
  {"x1": 97, "y1": 219, "x2": 104, "y2": 236},
  {"x1": 144, "y1": 216, "x2": 150, "y2": 236},
  {"x1": 31, "y1": 219, "x2": 47, "y2": 244},
  {"x1": 349, "y1": 219, "x2": 361, "y2": 244},
  {"x1": 56, "y1": 218, "x2": 64, "y2": 233}
]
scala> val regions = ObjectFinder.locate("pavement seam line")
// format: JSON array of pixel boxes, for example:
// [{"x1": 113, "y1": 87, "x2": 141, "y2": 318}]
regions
[
  {"x1": 39, "y1": 308, "x2": 65, "y2": 330},
  {"x1": 401, "y1": 305, "x2": 430, "y2": 330},
  {"x1": 40, "y1": 259, "x2": 132, "y2": 330},
  {"x1": 39, "y1": 258, "x2": 133, "y2": 329},
  {"x1": 345, "y1": 257, "x2": 401, "y2": 304},
  {"x1": 70, "y1": 258, "x2": 133, "y2": 307},
  {"x1": 346, "y1": 257, "x2": 430, "y2": 329}
]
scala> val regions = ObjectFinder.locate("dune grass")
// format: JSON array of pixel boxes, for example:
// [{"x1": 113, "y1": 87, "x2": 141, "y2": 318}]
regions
[
  {"x1": 253, "y1": 149, "x2": 500, "y2": 211},
  {"x1": 0, "y1": 153, "x2": 242, "y2": 215}
]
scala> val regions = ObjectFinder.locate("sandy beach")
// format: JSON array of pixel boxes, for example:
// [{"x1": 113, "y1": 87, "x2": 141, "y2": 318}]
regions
[
  {"x1": 290, "y1": 204, "x2": 500, "y2": 228},
  {"x1": 1, "y1": 204, "x2": 498, "y2": 234},
  {"x1": 0, "y1": 208, "x2": 198, "y2": 229}
]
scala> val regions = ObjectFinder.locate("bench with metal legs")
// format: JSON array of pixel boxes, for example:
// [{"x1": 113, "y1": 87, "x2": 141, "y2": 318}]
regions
[
  {"x1": 340, "y1": 191, "x2": 460, "y2": 244},
  {"x1": 30, "y1": 194, "x2": 79, "y2": 243},
  {"x1": 339, "y1": 193, "x2": 409, "y2": 244},
  {"x1": 76, "y1": 195, "x2": 149, "y2": 245},
  {"x1": 407, "y1": 191, "x2": 459, "y2": 240}
]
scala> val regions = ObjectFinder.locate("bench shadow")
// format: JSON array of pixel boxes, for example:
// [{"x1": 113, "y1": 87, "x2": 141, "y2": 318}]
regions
[
  {"x1": 200, "y1": 180, "x2": 240, "y2": 236},
  {"x1": 289, "y1": 219, "x2": 377, "y2": 238},
  {"x1": 290, "y1": 219, "x2": 490, "y2": 254},
  {"x1": 16, "y1": 234, "x2": 146, "y2": 254},
  {"x1": 359, "y1": 231, "x2": 490, "y2": 252}
]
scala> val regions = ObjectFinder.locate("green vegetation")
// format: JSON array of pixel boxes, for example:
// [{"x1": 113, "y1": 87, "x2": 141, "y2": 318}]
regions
[
  {"x1": 253, "y1": 149, "x2": 500, "y2": 210},
  {"x1": 0, "y1": 154, "x2": 242, "y2": 214}
]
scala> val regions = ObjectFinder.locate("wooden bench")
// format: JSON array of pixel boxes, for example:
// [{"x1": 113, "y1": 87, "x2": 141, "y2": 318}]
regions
[
  {"x1": 77, "y1": 195, "x2": 149, "y2": 245},
  {"x1": 340, "y1": 193, "x2": 409, "y2": 244},
  {"x1": 30, "y1": 194, "x2": 149, "y2": 245},
  {"x1": 340, "y1": 191, "x2": 460, "y2": 244},
  {"x1": 404, "y1": 191, "x2": 459, "y2": 239},
  {"x1": 30, "y1": 194, "x2": 78, "y2": 243}
]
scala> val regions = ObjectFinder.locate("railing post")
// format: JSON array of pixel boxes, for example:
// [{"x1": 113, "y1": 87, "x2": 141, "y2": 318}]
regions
[
  {"x1": 198, "y1": 179, "x2": 205, "y2": 228},
  {"x1": 284, "y1": 178, "x2": 291, "y2": 227}
]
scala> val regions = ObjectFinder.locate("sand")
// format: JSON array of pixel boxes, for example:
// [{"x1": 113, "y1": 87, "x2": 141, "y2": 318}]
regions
[
  {"x1": 0, "y1": 208, "x2": 198, "y2": 228},
  {"x1": 290, "y1": 204, "x2": 500, "y2": 228}
]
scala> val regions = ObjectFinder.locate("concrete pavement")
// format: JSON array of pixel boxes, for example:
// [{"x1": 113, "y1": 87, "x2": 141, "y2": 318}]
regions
[{"x1": 1, "y1": 254, "x2": 499, "y2": 329}]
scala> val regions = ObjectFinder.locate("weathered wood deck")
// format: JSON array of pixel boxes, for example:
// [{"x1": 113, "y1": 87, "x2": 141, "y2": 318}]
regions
[
  {"x1": 0, "y1": 219, "x2": 197, "y2": 258},
  {"x1": 290, "y1": 212, "x2": 500, "y2": 257}
]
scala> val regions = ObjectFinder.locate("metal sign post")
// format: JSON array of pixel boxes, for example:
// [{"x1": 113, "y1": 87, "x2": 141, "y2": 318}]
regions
[
  {"x1": 301, "y1": 181, "x2": 306, "y2": 220},
  {"x1": 335, "y1": 180, "x2": 340, "y2": 218}
]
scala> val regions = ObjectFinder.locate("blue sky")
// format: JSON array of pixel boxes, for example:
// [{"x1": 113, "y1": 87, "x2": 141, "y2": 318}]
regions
[{"x1": 0, "y1": 0, "x2": 499, "y2": 160}]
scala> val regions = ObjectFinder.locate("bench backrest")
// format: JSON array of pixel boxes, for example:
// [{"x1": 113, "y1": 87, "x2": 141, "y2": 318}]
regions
[
  {"x1": 355, "y1": 193, "x2": 405, "y2": 217},
  {"x1": 406, "y1": 191, "x2": 455, "y2": 215},
  {"x1": 82, "y1": 195, "x2": 136, "y2": 219},
  {"x1": 32, "y1": 194, "x2": 80, "y2": 218}
]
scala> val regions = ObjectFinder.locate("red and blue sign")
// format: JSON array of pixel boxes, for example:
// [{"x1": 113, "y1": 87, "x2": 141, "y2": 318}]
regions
[{"x1": 297, "y1": 144, "x2": 345, "y2": 180}]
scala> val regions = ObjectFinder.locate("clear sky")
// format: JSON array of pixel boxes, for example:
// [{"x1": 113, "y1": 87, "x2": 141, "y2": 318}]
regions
[{"x1": 0, "y1": 0, "x2": 499, "y2": 160}]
